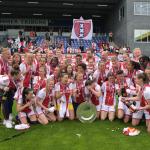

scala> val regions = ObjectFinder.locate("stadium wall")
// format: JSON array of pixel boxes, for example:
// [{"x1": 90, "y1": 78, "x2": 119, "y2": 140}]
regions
[
  {"x1": 105, "y1": 0, "x2": 127, "y2": 47},
  {"x1": 126, "y1": 0, "x2": 150, "y2": 55},
  {"x1": 106, "y1": 0, "x2": 150, "y2": 55}
]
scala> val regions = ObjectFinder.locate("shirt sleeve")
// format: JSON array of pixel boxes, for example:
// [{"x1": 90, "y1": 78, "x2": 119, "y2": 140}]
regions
[
  {"x1": 55, "y1": 83, "x2": 60, "y2": 92},
  {"x1": 95, "y1": 84, "x2": 101, "y2": 92},
  {"x1": 101, "y1": 82, "x2": 105, "y2": 93},
  {"x1": 20, "y1": 63, "x2": 26, "y2": 74},
  {"x1": 37, "y1": 89, "x2": 46, "y2": 100}
]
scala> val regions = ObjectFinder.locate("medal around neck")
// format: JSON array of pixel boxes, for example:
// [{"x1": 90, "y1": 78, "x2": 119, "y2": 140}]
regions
[{"x1": 77, "y1": 102, "x2": 97, "y2": 123}]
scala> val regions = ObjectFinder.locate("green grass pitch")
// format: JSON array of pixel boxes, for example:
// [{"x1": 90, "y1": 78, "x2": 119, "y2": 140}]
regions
[{"x1": 0, "y1": 119, "x2": 150, "y2": 150}]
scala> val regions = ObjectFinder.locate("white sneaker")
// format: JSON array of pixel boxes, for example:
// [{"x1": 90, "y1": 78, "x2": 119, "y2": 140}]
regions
[
  {"x1": 5, "y1": 120, "x2": 13, "y2": 129},
  {"x1": 9, "y1": 114, "x2": 13, "y2": 121},
  {"x1": 3, "y1": 120, "x2": 6, "y2": 125},
  {"x1": 15, "y1": 124, "x2": 30, "y2": 130}
]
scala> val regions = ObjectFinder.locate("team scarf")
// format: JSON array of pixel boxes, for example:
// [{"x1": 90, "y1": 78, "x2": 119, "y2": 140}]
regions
[
  {"x1": 76, "y1": 80, "x2": 84, "y2": 104},
  {"x1": 105, "y1": 81, "x2": 115, "y2": 106},
  {"x1": 97, "y1": 70, "x2": 106, "y2": 86},
  {"x1": 34, "y1": 77, "x2": 46, "y2": 94},
  {"x1": 116, "y1": 78, "x2": 128, "y2": 89},
  {"x1": 23, "y1": 63, "x2": 33, "y2": 88},
  {"x1": 90, "y1": 85, "x2": 99, "y2": 106},
  {"x1": 42, "y1": 89, "x2": 53, "y2": 108},
  {"x1": 58, "y1": 82, "x2": 71, "y2": 118}
]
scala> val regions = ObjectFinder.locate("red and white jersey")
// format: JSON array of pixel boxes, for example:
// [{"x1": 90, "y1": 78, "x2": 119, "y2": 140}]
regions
[
  {"x1": 0, "y1": 57, "x2": 9, "y2": 75},
  {"x1": 55, "y1": 82, "x2": 74, "y2": 104},
  {"x1": 33, "y1": 76, "x2": 46, "y2": 94},
  {"x1": 87, "y1": 64, "x2": 95, "y2": 75},
  {"x1": 19, "y1": 62, "x2": 35, "y2": 88},
  {"x1": 14, "y1": 86, "x2": 24, "y2": 102},
  {"x1": 37, "y1": 88, "x2": 55, "y2": 108},
  {"x1": 126, "y1": 69, "x2": 143, "y2": 85},
  {"x1": 115, "y1": 77, "x2": 134, "y2": 91},
  {"x1": 55, "y1": 82, "x2": 74, "y2": 118},
  {"x1": 16, "y1": 89, "x2": 34, "y2": 113},
  {"x1": 120, "y1": 62, "x2": 128, "y2": 76},
  {"x1": 84, "y1": 83, "x2": 101, "y2": 106},
  {"x1": 93, "y1": 69, "x2": 107, "y2": 85},
  {"x1": 49, "y1": 74, "x2": 60, "y2": 84},
  {"x1": 46, "y1": 63, "x2": 54, "y2": 75},
  {"x1": 105, "y1": 61, "x2": 111, "y2": 72},
  {"x1": 73, "y1": 80, "x2": 85, "y2": 104},
  {"x1": 108, "y1": 62, "x2": 122, "y2": 76},
  {"x1": 101, "y1": 81, "x2": 116, "y2": 106}
]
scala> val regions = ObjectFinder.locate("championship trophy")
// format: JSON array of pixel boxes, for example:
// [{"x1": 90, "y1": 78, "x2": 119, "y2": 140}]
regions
[{"x1": 76, "y1": 76, "x2": 97, "y2": 123}]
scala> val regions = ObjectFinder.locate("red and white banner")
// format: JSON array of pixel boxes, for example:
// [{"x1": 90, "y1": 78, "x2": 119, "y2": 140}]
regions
[{"x1": 71, "y1": 17, "x2": 93, "y2": 40}]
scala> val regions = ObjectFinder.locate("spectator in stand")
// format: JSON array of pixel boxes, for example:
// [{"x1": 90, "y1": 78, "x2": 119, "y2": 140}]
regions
[
  {"x1": 132, "y1": 48, "x2": 142, "y2": 63},
  {"x1": 109, "y1": 31, "x2": 113, "y2": 42}
]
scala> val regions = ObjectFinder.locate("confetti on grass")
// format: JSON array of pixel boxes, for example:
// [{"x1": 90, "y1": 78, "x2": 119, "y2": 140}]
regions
[{"x1": 76, "y1": 134, "x2": 81, "y2": 138}]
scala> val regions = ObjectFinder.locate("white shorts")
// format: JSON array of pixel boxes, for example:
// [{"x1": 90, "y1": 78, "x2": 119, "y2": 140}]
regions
[
  {"x1": 19, "y1": 110, "x2": 35, "y2": 119},
  {"x1": 101, "y1": 104, "x2": 116, "y2": 112},
  {"x1": 96, "y1": 104, "x2": 101, "y2": 111},
  {"x1": 132, "y1": 110, "x2": 150, "y2": 120},
  {"x1": 144, "y1": 111, "x2": 150, "y2": 120},
  {"x1": 118, "y1": 100, "x2": 131, "y2": 116},
  {"x1": 36, "y1": 107, "x2": 44, "y2": 115}
]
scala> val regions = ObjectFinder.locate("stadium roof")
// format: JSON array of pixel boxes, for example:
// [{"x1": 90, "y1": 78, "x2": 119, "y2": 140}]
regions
[{"x1": 0, "y1": 0, "x2": 119, "y2": 20}]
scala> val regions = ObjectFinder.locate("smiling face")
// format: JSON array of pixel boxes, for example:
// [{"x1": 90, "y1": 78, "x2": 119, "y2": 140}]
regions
[
  {"x1": 46, "y1": 79, "x2": 54, "y2": 91},
  {"x1": 36, "y1": 53, "x2": 42, "y2": 61},
  {"x1": 116, "y1": 73, "x2": 124, "y2": 82},
  {"x1": 67, "y1": 65, "x2": 73, "y2": 74},
  {"x1": 61, "y1": 74, "x2": 69, "y2": 84},
  {"x1": 98, "y1": 62, "x2": 105, "y2": 71},
  {"x1": 39, "y1": 67, "x2": 46, "y2": 78},
  {"x1": 88, "y1": 58, "x2": 94, "y2": 67},
  {"x1": 108, "y1": 75, "x2": 115, "y2": 84},
  {"x1": 2, "y1": 48, "x2": 11, "y2": 61},
  {"x1": 25, "y1": 53, "x2": 33, "y2": 65},
  {"x1": 133, "y1": 48, "x2": 142, "y2": 58},
  {"x1": 135, "y1": 76, "x2": 143, "y2": 86},
  {"x1": 51, "y1": 57, "x2": 58, "y2": 67},
  {"x1": 111, "y1": 56, "x2": 118, "y2": 67},
  {"x1": 76, "y1": 73, "x2": 84, "y2": 82},
  {"x1": 13, "y1": 54, "x2": 21, "y2": 64},
  {"x1": 39, "y1": 58, "x2": 46, "y2": 67},
  {"x1": 26, "y1": 90, "x2": 34, "y2": 100},
  {"x1": 54, "y1": 67, "x2": 60, "y2": 77},
  {"x1": 101, "y1": 51, "x2": 108, "y2": 61},
  {"x1": 126, "y1": 61, "x2": 134, "y2": 71},
  {"x1": 56, "y1": 48, "x2": 62, "y2": 57}
]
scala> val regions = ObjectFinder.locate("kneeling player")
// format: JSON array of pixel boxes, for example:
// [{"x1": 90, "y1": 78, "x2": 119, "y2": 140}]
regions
[
  {"x1": 84, "y1": 77, "x2": 102, "y2": 119},
  {"x1": 101, "y1": 73, "x2": 116, "y2": 121},
  {"x1": 36, "y1": 78, "x2": 56, "y2": 125},
  {"x1": 55, "y1": 73, "x2": 75, "y2": 121},
  {"x1": 16, "y1": 88, "x2": 37, "y2": 125}
]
